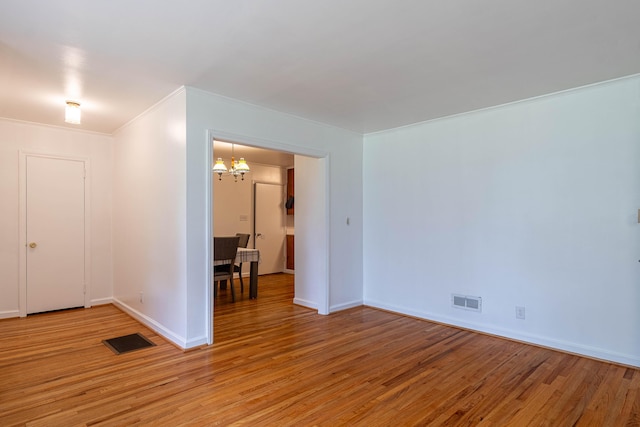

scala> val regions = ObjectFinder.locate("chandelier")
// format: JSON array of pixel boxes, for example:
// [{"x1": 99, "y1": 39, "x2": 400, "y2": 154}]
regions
[{"x1": 212, "y1": 143, "x2": 250, "y2": 181}]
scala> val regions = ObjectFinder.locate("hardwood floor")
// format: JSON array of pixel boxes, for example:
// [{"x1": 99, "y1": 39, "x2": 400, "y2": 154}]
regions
[{"x1": 1, "y1": 273, "x2": 639, "y2": 426}]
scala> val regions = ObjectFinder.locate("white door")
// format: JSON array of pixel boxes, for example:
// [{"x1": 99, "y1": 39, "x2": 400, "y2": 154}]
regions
[
  {"x1": 254, "y1": 183, "x2": 285, "y2": 275},
  {"x1": 25, "y1": 155, "x2": 86, "y2": 314}
]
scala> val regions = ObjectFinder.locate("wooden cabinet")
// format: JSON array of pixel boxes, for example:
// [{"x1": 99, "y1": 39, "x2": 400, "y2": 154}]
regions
[
  {"x1": 286, "y1": 235, "x2": 294, "y2": 270},
  {"x1": 286, "y1": 168, "x2": 294, "y2": 270},
  {"x1": 286, "y1": 168, "x2": 294, "y2": 215}
]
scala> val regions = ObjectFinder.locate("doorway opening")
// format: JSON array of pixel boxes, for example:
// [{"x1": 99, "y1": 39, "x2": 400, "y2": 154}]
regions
[{"x1": 207, "y1": 132, "x2": 329, "y2": 345}]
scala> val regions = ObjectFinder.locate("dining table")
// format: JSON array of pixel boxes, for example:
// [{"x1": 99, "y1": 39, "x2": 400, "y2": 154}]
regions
[{"x1": 213, "y1": 247, "x2": 260, "y2": 299}]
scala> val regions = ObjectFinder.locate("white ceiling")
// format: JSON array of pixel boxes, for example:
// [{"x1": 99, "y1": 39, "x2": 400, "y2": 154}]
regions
[{"x1": 1, "y1": 0, "x2": 640, "y2": 135}]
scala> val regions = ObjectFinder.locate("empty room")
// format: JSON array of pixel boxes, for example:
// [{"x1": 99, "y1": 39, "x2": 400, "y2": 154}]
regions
[{"x1": 1, "y1": 1, "x2": 639, "y2": 425}]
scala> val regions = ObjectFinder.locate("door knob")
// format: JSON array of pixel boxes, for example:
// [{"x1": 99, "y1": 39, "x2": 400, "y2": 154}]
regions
[{"x1": 29, "y1": 242, "x2": 37, "y2": 248}]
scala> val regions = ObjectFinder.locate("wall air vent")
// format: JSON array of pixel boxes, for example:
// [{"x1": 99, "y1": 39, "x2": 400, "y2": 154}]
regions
[{"x1": 452, "y1": 294, "x2": 482, "y2": 312}]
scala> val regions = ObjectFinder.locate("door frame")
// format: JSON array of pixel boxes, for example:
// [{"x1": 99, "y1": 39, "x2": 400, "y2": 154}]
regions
[
  {"x1": 206, "y1": 130, "x2": 330, "y2": 345},
  {"x1": 18, "y1": 151, "x2": 92, "y2": 317}
]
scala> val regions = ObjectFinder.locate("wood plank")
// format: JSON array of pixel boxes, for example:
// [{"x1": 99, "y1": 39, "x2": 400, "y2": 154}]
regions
[{"x1": 0, "y1": 273, "x2": 638, "y2": 425}]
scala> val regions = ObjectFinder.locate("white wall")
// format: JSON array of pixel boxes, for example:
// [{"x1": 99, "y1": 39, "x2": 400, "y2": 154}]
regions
[
  {"x1": 0, "y1": 119, "x2": 113, "y2": 318},
  {"x1": 294, "y1": 155, "x2": 328, "y2": 312},
  {"x1": 363, "y1": 76, "x2": 640, "y2": 366},
  {"x1": 185, "y1": 87, "x2": 363, "y2": 344},
  {"x1": 111, "y1": 89, "x2": 188, "y2": 345}
]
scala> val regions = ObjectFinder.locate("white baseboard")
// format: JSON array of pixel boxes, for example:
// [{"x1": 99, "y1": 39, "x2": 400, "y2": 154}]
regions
[
  {"x1": 293, "y1": 298, "x2": 317, "y2": 311},
  {"x1": 185, "y1": 335, "x2": 208, "y2": 348},
  {"x1": 330, "y1": 300, "x2": 362, "y2": 313},
  {"x1": 91, "y1": 297, "x2": 113, "y2": 306},
  {"x1": 1, "y1": 301, "x2": 111, "y2": 319},
  {"x1": 112, "y1": 298, "x2": 188, "y2": 350},
  {"x1": 0, "y1": 310, "x2": 20, "y2": 319},
  {"x1": 364, "y1": 298, "x2": 640, "y2": 368}
]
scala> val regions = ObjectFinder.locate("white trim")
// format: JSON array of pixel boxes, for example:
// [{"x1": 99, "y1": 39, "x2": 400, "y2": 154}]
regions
[
  {"x1": 208, "y1": 130, "x2": 331, "y2": 334},
  {"x1": 320, "y1": 155, "x2": 330, "y2": 315},
  {"x1": 0, "y1": 116, "x2": 112, "y2": 136},
  {"x1": 330, "y1": 300, "x2": 363, "y2": 312},
  {"x1": 205, "y1": 130, "x2": 214, "y2": 345},
  {"x1": 91, "y1": 297, "x2": 113, "y2": 306},
  {"x1": 0, "y1": 310, "x2": 20, "y2": 320},
  {"x1": 188, "y1": 86, "x2": 362, "y2": 138},
  {"x1": 364, "y1": 72, "x2": 640, "y2": 136},
  {"x1": 18, "y1": 151, "x2": 92, "y2": 317},
  {"x1": 18, "y1": 151, "x2": 26, "y2": 316},
  {"x1": 212, "y1": 130, "x2": 327, "y2": 159},
  {"x1": 364, "y1": 299, "x2": 640, "y2": 368},
  {"x1": 293, "y1": 298, "x2": 318, "y2": 310},
  {"x1": 83, "y1": 158, "x2": 92, "y2": 309},
  {"x1": 113, "y1": 298, "x2": 188, "y2": 349},
  {"x1": 114, "y1": 86, "x2": 186, "y2": 135}
]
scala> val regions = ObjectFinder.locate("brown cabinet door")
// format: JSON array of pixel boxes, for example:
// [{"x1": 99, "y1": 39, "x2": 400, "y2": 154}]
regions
[
  {"x1": 287, "y1": 168, "x2": 294, "y2": 215},
  {"x1": 286, "y1": 235, "x2": 294, "y2": 270}
]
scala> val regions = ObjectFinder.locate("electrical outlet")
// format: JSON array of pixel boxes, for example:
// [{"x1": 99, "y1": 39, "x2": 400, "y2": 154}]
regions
[{"x1": 516, "y1": 306, "x2": 525, "y2": 320}]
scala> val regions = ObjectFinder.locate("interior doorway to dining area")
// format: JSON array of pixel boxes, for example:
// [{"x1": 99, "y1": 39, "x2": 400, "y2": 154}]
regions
[{"x1": 212, "y1": 139, "x2": 296, "y2": 308}]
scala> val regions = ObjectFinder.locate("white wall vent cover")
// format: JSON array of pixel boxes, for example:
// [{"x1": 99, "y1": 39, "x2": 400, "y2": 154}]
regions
[{"x1": 452, "y1": 294, "x2": 482, "y2": 312}]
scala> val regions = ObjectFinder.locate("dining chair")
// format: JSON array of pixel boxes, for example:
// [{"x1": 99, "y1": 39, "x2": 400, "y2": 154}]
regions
[
  {"x1": 214, "y1": 236, "x2": 240, "y2": 302},
  {"x1": 234, "y1": 233, "x2": 251, "y2": 293}
]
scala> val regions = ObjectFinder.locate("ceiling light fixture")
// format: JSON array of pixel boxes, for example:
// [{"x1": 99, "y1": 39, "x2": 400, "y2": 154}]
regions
[
  {"x1": 65, "y1": 101, "x2": 81, "y2": 124},
  {"x1": 213, "y1": 143, "x2": 250, "y2": 181}
]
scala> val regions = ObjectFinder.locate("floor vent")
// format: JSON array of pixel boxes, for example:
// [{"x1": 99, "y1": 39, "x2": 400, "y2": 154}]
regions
[{"x1": 452, "y1": 294, "x2": 482, "y2": 312}]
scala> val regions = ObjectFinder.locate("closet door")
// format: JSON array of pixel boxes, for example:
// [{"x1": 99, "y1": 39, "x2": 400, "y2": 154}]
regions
[{"x1": 25, "y1": 155, "x2": 86, "y2": 314}]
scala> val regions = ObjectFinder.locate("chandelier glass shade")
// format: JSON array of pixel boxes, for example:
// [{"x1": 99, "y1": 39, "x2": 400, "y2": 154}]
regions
[{"x1": 213, "y1": 144, "x2": 250, "y2": 181}]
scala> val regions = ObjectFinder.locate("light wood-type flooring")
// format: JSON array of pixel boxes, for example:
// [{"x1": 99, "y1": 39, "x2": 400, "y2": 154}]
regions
[{"x1": 1, "y1": 273, "x2": 639, "y2": 426}]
